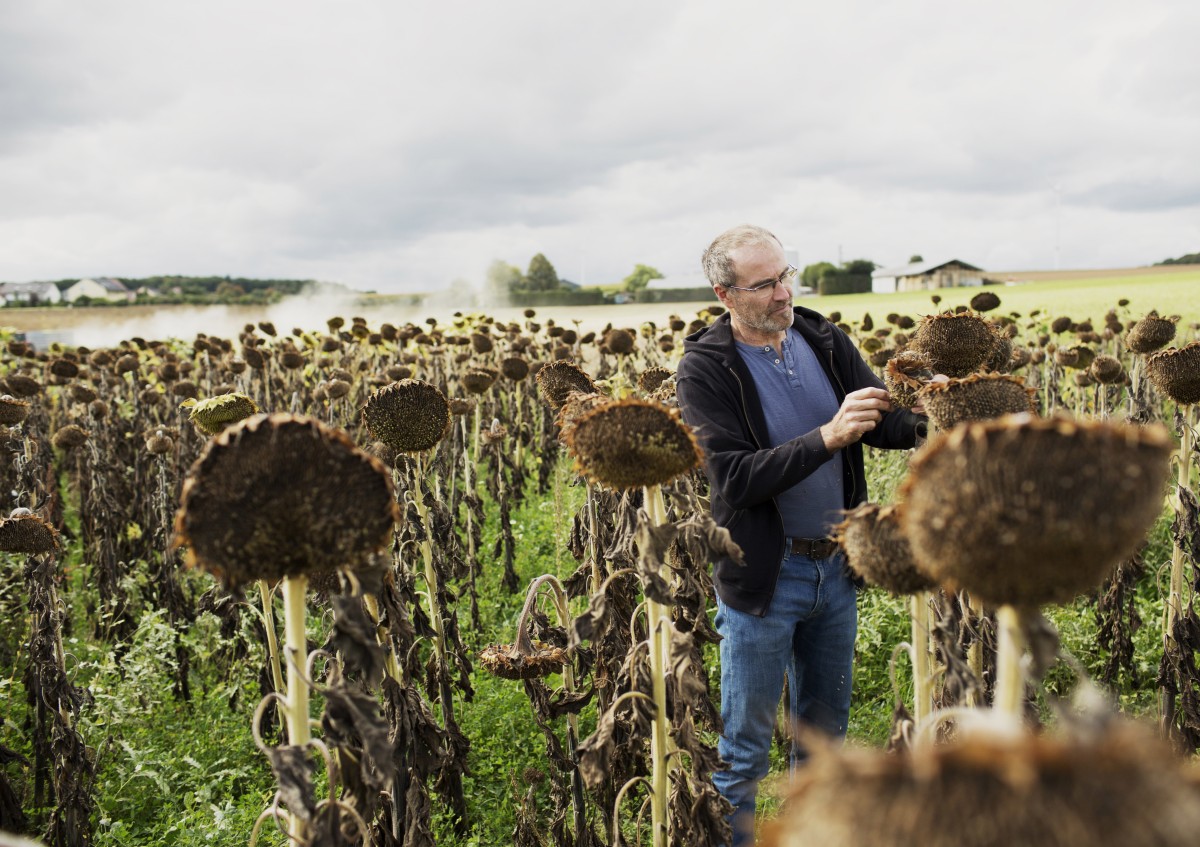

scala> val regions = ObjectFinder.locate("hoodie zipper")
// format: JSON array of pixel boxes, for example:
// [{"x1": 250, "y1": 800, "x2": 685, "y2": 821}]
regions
[{"x1": 827, "y1": 349, "x2": 859, "y2": 507}]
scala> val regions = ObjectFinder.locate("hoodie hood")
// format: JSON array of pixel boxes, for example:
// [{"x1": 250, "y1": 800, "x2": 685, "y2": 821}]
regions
[{"x1": 683, "y1": 305, "x2": 838, "y2": 364}]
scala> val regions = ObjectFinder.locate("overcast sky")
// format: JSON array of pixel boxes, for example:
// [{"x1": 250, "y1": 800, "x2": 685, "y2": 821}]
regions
[{"x1": 2, "y1": 0, "x2": 1198, "y2": 293}]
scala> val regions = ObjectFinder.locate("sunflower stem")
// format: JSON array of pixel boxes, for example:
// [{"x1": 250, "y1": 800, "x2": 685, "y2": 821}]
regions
[
  {"x1": 993, "y1": 604, "x2": 1027, "y2": 720},
  {"x1": 281, "y1": 573, "x2": 311, "y2": 842},
  {"x1": 643, "y1": 483, "x2": 672, "y2": 847},
  {"x1": 910, "y1": 592, "x2": 933, "y2": 725},
  {"x1": 1161, "y1": 404, "x2": 1195, "y2": 734}
]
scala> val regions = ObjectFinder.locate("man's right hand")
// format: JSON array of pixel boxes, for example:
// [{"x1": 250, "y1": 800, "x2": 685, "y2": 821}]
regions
[{"x1": 819, "y1": 387, "x2": 892, "y2": 451}]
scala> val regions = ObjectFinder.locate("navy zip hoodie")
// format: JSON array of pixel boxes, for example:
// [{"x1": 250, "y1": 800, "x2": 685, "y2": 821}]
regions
[{"x1": 675, "y1": 306, "x2": 925, "y2": 616}]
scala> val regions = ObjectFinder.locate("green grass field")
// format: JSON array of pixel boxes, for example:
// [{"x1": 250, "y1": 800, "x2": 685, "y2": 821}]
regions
[{"x1": 807, "y1": 269, "x2": 1200, "y2": 329}]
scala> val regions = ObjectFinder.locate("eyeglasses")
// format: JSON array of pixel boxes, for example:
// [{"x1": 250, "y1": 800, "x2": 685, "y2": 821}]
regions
[{"x1": 723, "y1": 265, "x2": 798, "y2": 295}]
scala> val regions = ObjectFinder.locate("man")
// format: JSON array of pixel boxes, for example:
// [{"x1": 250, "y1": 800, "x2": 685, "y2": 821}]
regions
[{"x1": 675, "y1": 224, "x2": 927, "y2": 845}]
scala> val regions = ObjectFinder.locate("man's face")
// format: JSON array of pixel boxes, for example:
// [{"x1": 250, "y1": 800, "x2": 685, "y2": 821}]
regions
[{"x1": 714, "y1": 241, "x2": 794, "y2": 335}]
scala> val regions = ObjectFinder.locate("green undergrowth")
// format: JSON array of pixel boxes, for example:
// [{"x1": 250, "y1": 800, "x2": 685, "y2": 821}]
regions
[{"x1": 0, "y1": 444, "x2": 1181, "y2": 845}]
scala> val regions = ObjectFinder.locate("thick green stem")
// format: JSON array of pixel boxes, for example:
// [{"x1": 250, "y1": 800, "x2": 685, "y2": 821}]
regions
[
  {"x1": 281, "y1": 574, "x2": 311, "y2": 842},
  {"x1": 643, "y1": 484, "x2": 671, "y2": 847},
  {"x1": 410, "y1": 455, "x2": 458, "y2": 732},
  {"x1": 993, "y1": 604, "x2": 1026, "y2": 720},
  {"x1": 910, "y1": 592, "x2": 933, "y2": 725},
  {"x1": 1161, "y1": 405, "x2": 1194, "y2": 731}
]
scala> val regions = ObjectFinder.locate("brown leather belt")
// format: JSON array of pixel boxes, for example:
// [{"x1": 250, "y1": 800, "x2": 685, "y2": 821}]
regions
[{"x1": 788, "y1": 537, "x2": 839, "y2": 559}]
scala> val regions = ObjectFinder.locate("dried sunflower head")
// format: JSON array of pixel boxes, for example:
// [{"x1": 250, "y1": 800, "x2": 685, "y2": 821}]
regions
[
  {"x1": 461, "y1": 367, "x2": 499, "y2": 394},
  {"x1": 0, "y1": 395, "x2": 31, "y2": 426},
  {"x1": 174, "y1": 414, "x2": 400, "y2": 590},
  {"x1": 1090, "y1": 354, "x2": 1125, "y2": 385},
  {"x1": 0, "y1": 510, "x2": 59, "y2": 554},
  {"x1": 536, "y1": 360, "x2": 598, "y2": 411},
  {"x1": 917, "y1": 373, "x2": 1038, "y2": 432},
  {"x1": 884, "y1": 351, "x2": 933, "y2": 410},
  {"x1": 477, "y1": 642, "x2": 568, "y2": 680},
  {"x1": 637, "y1": 366, "x2": 673, "y2": 395},
  {"x1": 183, "y1": 392, "x2": 259, "y2": 436},
  {"x1": 1125, "y1": 313, "x2": 1177, "y2": 354},
  {"x1": 761, "y1": 722, "x2": 1200, "y2": 847},
  {"x1": 1145, "y1": 341, "x2": 1200, "y2": 406},
  {"x1": 564, "y1": 398, "x2": 703, "y2": 490},
  {"x1": 145, "y1": 428, "x2": 175, "y2": 455},
  {"x1": 969, "y1": 290, "x2": 1001, "y2": 312},
  {"x1": 832, "y1": 504, "x2": 934, "y2": 595},
  {"x1": 500, "y1": 356, "x2": 530, "y2": 382},
  {"x1": 909, "y1": 312, "x2": 997, "y2": 377},
  {"x1": 603, "y1": 328, "x2": 636, "y2": 355},
  {"x1": 4, "y1": 374, "x2": 43, "y2": 397},
  {"x1": 899, "y1": 414, "x2": 1172, "y2": 606},
  {"x1": 555, "y1": 391, "x2": 609, "y2": 442},
  {"x1": 362, "y1": 379, "x2": 451, "y2": 453},
  {"x1": 52, "y1": 424, "x2": 90, "y2": 450}
]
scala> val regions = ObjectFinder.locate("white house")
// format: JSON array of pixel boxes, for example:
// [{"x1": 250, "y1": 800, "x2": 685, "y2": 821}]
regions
[
  {"x1": 0, "y1": 282, "x2": 63, "y2": 306},
  {"x1": 871, "y1": 260, "x2": 984, "y2": 293},
  {"x1": 64, "y1": 277, "x2": 133, "y2": 303}
]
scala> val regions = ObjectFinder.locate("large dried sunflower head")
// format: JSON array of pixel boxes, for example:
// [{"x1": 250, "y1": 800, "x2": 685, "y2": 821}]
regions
[
  {"x1": 832, "y1": 504, "x2": 935, "y2": 595},
  {"x1": 477, "y1": 642, "x2": 568, "y2": 680},
  {"x1": 969, "y1": 290, "x2": 1001, "y2": 312},
  {"x1": 909, "y1": 312, "x2": 997, "y2": 377},
  {"x1": 1090, "y1": 354, "x2": 1125, "y2": 385},
  {"x1": 173, "y1": 414, "x2": 400, "y2": 590},
  {"x1": 1125, "y1": 313, "x2": 1177, "y2": 354},
  {"x1": 184, "y1": 392, "x2": 259, "y2": 436},
  {"x1": 563, "y1": 397, "x2": 703, "y2": 490},
  {"x1": 1145, "y1": 341, "x2": 1200, "y2": 406},
  {"x1": 760, "y1": 722, "x2": 1200, "y2": 847},
  {"x1": 917, "y1": 373, "x2": 1038, "y2": 432},
  {"x1": 535, "y1": 360, "x2": 598, "y2": 411},
  {"x1": 0, "y1": 510, "x2": 59, "y2": 554},
  {"x1": 500, "y1": 356, "x2": 530, "y2": 382},
  {"x1": 899, "y1": 414, "x2": 1172, "y2": 606},
  {"x1": 0, "y1": 395, "x2": 31, "y2": 426},
  {"x1": 361, "y1": 379, "x2": 451, "y2": 453},
  {"x1": 461, "y1": 367, "x2": 499, "y2": 394},
  {"x1": 52, "y1": 425, "x2": 90, "y2": 450},
  {"x1": 637, "y1": 366, "x2": 673, "y2": 395}
]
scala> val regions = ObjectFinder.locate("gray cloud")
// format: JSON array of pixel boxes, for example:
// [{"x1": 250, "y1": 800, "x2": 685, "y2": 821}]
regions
[{"x1": 1, "y1": 0, "x2": 1198, "y2": 291}]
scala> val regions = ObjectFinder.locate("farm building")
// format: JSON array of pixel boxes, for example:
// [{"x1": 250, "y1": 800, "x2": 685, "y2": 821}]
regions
[
  {"x1": 0, "y1": 281, "x2": 63, "y2": 306},
  {"x1": 64, "y1": 277, "x2": 133, "y2": 303},
  {"x1": 871, "y1": 259, "x2": 985, "y2": 293}
]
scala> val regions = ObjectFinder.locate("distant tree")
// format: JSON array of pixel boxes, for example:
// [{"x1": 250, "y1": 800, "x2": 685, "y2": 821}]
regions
[
  {"x1": 622, "y1": 263, "x2": 664, "y2": 291},
  {"x1": 842, "y1": 259, "x2": 877, "y2": 275},
  {"x1": 909, "y1": 254, "x2": 924, "y2": 264},
  {"x1": 523, "y1": 253, "x2": 560, "y2": 291},
  {"x1": 485, "y1": 260, "x2": 523, "y2": 302},
  {"x1": 802, "y1": 261, "x2": 837, "y2": 289},
  {"x1": 1157, "y1": 251, "x2": 1200, "y2": 265},
  {"x1": 215, "y1": 281, "x2": 245, "y2": 298}
]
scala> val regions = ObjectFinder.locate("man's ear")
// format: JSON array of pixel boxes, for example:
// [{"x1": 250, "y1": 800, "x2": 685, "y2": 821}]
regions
[{"x1": 713, "y1": 284, "x2": 733, "y2": 310}]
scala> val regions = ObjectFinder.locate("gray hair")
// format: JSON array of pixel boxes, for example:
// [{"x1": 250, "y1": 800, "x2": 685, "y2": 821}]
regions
[{"x1": 701, "y1": 224, "x2": 783, "y2": 288}]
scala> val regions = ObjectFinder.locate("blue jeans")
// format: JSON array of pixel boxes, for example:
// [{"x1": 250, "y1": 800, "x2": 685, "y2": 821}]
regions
[{"x1": 712, "y1": 550, "x2": 858, "y2": 846}]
